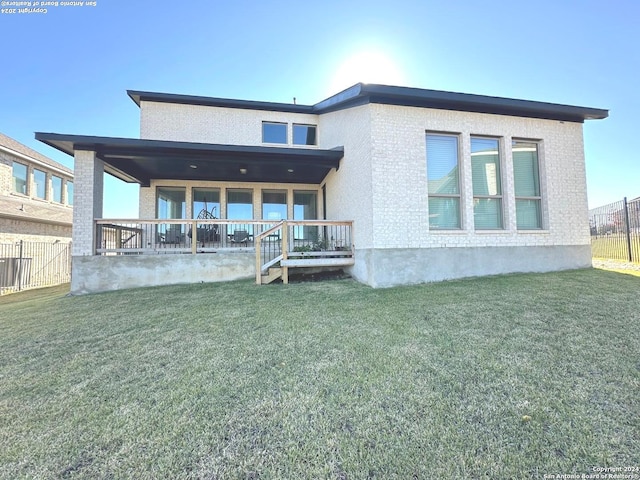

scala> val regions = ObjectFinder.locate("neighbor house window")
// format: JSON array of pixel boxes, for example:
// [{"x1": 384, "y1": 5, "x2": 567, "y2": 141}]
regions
[
  {"x1": 51, "y1": 175, "x2": 63, "y2": 203},
  {"x1": 426, "y1": 133, "x2": 461, "y2": 229},
  {"x1": 12, "y1": 162, "x2": 27, "y2": 194},
  {"x1": 513, "y1": 140, "x2": 542, "y2": 229},
  {"x1": 34, "y1": 169, "x2": 47, "y2": 200},
  {"x1": 262, "y1": 122, "x2": 287, "y2": 144},
  {"x1": 471, "y1": 137, "x2": 503, "y2": 229},
  {"x1": 293, "y1": 124, "x2": 317, "y2": 145},
  {"x1": 66, "y1": 181, "x2": 74, "y2": 206}
]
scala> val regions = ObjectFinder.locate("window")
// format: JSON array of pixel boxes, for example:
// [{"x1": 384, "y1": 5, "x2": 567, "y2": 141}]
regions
[
  {"x1": 12, "y1": 162, "x2": 27, "y2": 194},
  {"x1": 293, "y1": 124, "x2": 317, "y2": 145},
  {"x1": 262, "y1": 122, "x2": 287, "y2": 144},
  {"x1": 262, "y1": 190, "x2": 287, "y2": 221},
  {"x1": 294, "y1": 191, "x2": 317, "y2": 240},
  {"x1": 157, "y1": 187, "x2": 186, "y2": 219},
  {"x1": 157, "y1": 187, "x2": 186, "y2": 243},
  {"x1": 52, "y1": 175, "x2": 63, "y2": 203},
  {"x1": 193, "y1": 188, "x2": 220, "y2": 218},
  {"x1": 513, "y1": 140, "x2": 542, "y2": 229},
  {"x1": 471, "y1": 137, "x2": 503, "y2": 229},
  {"x1": 426, "y1": 133, "x2": 461, "y2": 229},
  {"x1": 227, "y1": 189, "x2": 253, "y2": 219},
  {"x1": 66, "y1": 181, "x2": 74, "y2": 205},
  {"x1": 34, "y1": 169, "x2": 47, "y2": 200}
]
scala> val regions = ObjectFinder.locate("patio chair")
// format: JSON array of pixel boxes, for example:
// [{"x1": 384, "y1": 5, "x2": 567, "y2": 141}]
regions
[{"x1": 231, "y1": 230, "x2": 249, "y2": 246}]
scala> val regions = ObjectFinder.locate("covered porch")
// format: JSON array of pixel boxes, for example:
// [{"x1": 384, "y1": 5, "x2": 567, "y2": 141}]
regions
[{"x1": 35, "y1": 133, "x2": 353, "y2": 293}]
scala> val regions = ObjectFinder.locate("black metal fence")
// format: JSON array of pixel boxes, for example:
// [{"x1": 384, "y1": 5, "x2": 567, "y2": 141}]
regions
[
  {"x1": 0, "y1": 241, "x2": 71, "y2": 294},
  {"x1": 589, "y1": 197, "x2": 640, "y2": 262}
]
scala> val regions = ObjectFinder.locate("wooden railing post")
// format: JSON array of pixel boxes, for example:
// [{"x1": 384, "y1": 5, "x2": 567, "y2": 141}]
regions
[
  {"x1": 281, "y1": 220, "x2": 289, "y2": 284},
  {"x1": 191, "y1": 220, "x2": 197, "y2": 255},
  {"x1": 255, "y1": 229, "x2": 262, "y2": 285}
]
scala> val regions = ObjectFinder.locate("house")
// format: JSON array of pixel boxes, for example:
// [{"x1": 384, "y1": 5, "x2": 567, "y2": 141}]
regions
[
  {"x1": 0, "y1": 132, "x2": 73, "y2": 243},
  {"x1": 36, "y1": 83, "x2": 607, "y2": 294}
]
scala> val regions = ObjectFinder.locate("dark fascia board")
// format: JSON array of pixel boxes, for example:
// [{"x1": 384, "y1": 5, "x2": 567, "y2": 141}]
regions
[
  {"x1": 35, "y1": 132, "x2": 343, "y2": 185},
  {"x1": 35, "y1": 132, "x2": 342, "y2": 161},
  {"x1": 357, "y1": 84, "x2": 609, "y2": 122},
  {"x1": 128, "y1": 90, "x2": 314, "y2": 114},
  {"x1": 128, "y1": 83, "x2": 608, "y2": 123}
]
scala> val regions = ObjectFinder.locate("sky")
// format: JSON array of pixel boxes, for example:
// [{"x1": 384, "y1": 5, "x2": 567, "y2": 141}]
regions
[{"x1": 1, "y1": 0, "x2": 638, "y2": 217}]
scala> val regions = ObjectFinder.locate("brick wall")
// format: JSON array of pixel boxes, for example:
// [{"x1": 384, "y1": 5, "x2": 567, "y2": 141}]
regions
[
  {"x1": 365, "y1": 104, "x2": 589, "y2": 249},
  {"x1": 140, "y1": 102, "x2": 319, "y2": 146},
  {"x1": 72, "y1": 150, "x2": 103, "y2": 256}
]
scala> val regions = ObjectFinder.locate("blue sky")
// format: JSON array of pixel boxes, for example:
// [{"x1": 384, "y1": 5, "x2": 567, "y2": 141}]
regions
[{"x1": 1, "y1": 0, "x2": 637, "y2": 216}]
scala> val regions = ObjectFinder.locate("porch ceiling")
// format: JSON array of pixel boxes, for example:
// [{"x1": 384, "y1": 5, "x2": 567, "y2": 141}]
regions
[{"x1": 35, "y1": 133, "x2": 343, "y2": 187}]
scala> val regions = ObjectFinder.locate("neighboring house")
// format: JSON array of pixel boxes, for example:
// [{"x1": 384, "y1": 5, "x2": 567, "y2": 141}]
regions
[
  {"x1": 36, "y1": 83, "x2": 607, "y2": 294},
  {"x1": 0, "y1": 132, "x2": 73, "y2": 243}
]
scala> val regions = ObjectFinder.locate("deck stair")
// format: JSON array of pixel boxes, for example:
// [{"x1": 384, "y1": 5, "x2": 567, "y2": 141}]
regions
[{"x1": 256, "y1": 220, "x2": 354, "y2": 285}]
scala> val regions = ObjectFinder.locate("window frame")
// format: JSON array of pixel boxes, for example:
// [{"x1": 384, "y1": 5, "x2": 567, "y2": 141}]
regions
[
  {"x1": 51, "y1": 175, "x2": 63, "y2": 203},
  {"x1": 12, "y1": 162, "x2": 28, "y2": 195},
  {"x1": 66, "y1": 180, "x2": 74, "y2": 206},
  {"x1": 471, "y1": 136, "x2": 504, "y2": 230},
  {"x1": 33, "y1": 168, "x2": 47, "y2": 200},
  {"x1": 262, "y1": 121, "x2": 288, "y2": 144},
  {"x1": 292, "y1": 124, "x2": 317, "y2": 146},
  {"x1": 512, "y1": 139, "x2": 543, "y2": 230},
  {"x1": 426, "y1": 132, "x2": 462, "y2": 230}
]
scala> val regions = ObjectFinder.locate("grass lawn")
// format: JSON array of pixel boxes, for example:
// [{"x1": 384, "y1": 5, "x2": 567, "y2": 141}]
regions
[{"x1": 1, "y1": 270, "x2": 639, "y2": 479}]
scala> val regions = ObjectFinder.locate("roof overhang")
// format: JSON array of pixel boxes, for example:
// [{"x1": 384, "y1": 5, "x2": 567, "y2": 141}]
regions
[
  {"x1": 35, "y1": 133, "x2": 343, "y2": 187},
  {"x1": 128, "y1": 83, "x2": 609, "y2": 123}
]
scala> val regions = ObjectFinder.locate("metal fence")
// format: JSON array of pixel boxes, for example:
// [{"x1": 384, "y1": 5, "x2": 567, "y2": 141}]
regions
[
  {"x1": 0, "y1": 241, "x2": 71, "y2": 294},
  {"x1": 589, "y1": 197, "x2": 640, "y2": 262}
]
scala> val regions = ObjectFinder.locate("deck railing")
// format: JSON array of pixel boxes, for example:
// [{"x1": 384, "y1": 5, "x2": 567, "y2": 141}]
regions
[
  {"x1": 255, "y1": 220, "x2": 354, "y2": 284},
  {"x1": 94, "y1": 219, "x2": 354, "y2": 258},
  {"x1": 95, "y1": 219, "x2": 279, "y2": 255}
]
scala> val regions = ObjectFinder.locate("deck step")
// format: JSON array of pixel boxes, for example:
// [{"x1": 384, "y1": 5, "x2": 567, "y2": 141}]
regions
[
  {"x1": 280, "y1": 257, "x2": 355, "y2": 268},
  {"x1": 261, "y1": 267, "x2": 282, "y2": 284}
]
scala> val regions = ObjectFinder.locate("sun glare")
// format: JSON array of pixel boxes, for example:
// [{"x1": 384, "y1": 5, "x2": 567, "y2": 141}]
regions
[{"x1": 328, "y1": 50, "x2": 405, "y2": 96}]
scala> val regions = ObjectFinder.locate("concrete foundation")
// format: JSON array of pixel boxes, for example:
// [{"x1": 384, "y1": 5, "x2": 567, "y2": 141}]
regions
[
  {"x1": 348, "y1": 245, "x2": 592, "y2": 288},
  {"x1": 71, "y1": 251, "x2": 255, "y2": 294}
]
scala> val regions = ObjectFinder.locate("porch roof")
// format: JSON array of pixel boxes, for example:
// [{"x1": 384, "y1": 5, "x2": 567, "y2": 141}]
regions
[{"x1": 35, "y1": 133, "x2": 343, "y2": 187}]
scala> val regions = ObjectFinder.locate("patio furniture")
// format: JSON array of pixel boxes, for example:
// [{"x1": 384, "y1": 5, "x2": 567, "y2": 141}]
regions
[{"x1": 231, "y1": 230, "x2": 249, "y2": 246}]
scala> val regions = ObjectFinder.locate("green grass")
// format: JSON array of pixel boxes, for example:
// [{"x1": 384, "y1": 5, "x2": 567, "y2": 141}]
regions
[{"x1": 1, "y1": 270, "x2": 639, "y2": 479}]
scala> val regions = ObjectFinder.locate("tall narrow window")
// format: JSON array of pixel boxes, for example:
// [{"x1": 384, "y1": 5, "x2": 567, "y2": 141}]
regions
[
  {"x1": 426, "y1": 133, "x2": 461, "y2": 229},
  {"x1": 513, "y1": 140, "x2": 542, "y2": 229},
  {"x1": 34, "y1": 169, "x2": 47, "y2": 200},
  {"x1": 293, "y1": 124, "x2": 317, "y2": 145},
  {"x1": 227, "y1": 189, "x2": 254, "y2": 236},
  {"x1": 51, "y1": 175, "x2": 63, "y2": 203},
  {"x1": 262, "y1": 122, "x2": 287, "y2": 144},
  {"x1": 66, "y1": 181, "x2": 74, "y2": 206},
  {"x1": 12, "y1": 162, "x2": 27, "y2": 194},
  {"x1": 157, "y1": 187, "x2": 186, "y2": 243},
  {"x1": 294, "y1": 191, "x2": 317, "y2": 239},
  {"x1": 262, "y1": 190, "x2": 287, "y2": 221},
  {"x1": 471, "y1": 137, "x2": 503, "y2": 229}
]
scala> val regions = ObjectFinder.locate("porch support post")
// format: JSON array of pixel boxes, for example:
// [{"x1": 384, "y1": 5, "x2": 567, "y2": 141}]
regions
[{"x1": 72, "y1": 149, "x2": 104, "y2": 256}]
